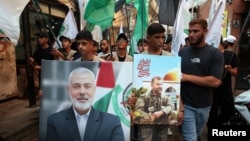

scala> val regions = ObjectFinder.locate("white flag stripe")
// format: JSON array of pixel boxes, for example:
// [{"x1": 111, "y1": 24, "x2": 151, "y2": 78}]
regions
[
  {"x1": 94, "y1": 63, "x2": 132, "y2": 141},
  {"x1": 205, "y1": 0, "x2": 226, "y2": 48},
  {"x1": 91, "y1": 25, "x2": 103, "y2": 43},
  {"x1": 78, "y1": 0, "x2": 103, "y2": 42},
  {"x1": 208, "y1": 0, "x2": 217, "y2": 27},
  {"x1": 171, "y1": 0, "x2": 191, "y2": 55},
  {"x1": 78, "y1": 0, "x2": 88, "y2": 30},
  {"x1": 119, "y1": 22, "x2": 123, "y2": 34},
  {"x1": 53, "y1": 9, "x2": 78, "y2": 48},
  {"x1": 110, "y1": 63, "x2": 132, "y2": 141},
  {"x1": 0, "y1": 0, "x2": 29, "y2": 45}
]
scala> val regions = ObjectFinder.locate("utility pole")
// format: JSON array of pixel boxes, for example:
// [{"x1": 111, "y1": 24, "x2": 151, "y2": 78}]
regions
[{"x1": 22, "y1": 5, "x2": 37, "y2": 107}]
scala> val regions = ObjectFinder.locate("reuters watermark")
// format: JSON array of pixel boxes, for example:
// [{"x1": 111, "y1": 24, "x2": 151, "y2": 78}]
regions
[{"x1": 208, "y1": 125, "x2": 249, "y2": 140}]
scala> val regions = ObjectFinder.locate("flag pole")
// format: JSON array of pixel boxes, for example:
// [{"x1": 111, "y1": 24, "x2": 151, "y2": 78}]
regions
[
  {"x1": 141, "y1": 0, "x2": 144, "y2": 39},
  {"x1": 110, "y1": 23, "x2": 115, "y2": 58},
  {"x1": 125, "y1": 3, "x2": 131, "y2": 40},
  {"x1": 223, "y1": 6, "x2": 250, "y2": 79},
  {"x1": 236, "y1": 9, "x2": 250, "y2": 54},
  {"x1": 191, "y1": 0, "x2": 195, "y2": 19},
  {"x1": 224, "y1": 9, "x2": 250, "y2": 76},
  {"x1": 32, "y1": 0, "x2": 68, "y2": 59},
  {"x1": 125, "y1": 2, "x2": 134, "y2": 56},
  {"x1": 141, "y1": 0, "x2": 145, "y2": 49},
  {"x1": 32, "y1": 0, "x2": 59, "y2": 47}
]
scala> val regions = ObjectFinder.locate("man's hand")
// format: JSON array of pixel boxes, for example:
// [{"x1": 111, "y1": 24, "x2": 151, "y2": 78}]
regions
[
  {"x1": 106, "y1": 55, "x2": 115, "y2": 61},
  {"x1": 105, "y1": 54, "x2": 115, "y2": 61},
  {"x1": 38, "y1": 89, "x2": 43, "y2": 98},
  {"x1": 34, "y1": 65, "x2": 41, "y2": 71},
  {"x1": 244, "y1": 74, "x2": 250, "y2": 80},
  {"x1": 176, "y1": 111, "x2": 184, "y2": 125},
  {"x1": 29, "y1": 57, "x2": 35, "y2": 65},
  {"x1": 50, "y1": 48, "x2": 63, "y2": 57},
  {"x1": 225, "y1": 65, "x2": 232, "y2": 72},
  {"x1": 127, "y1": 93, "x2": 137, "y2": 107},
  {"x1": 29, "y1": 57, "x2": 41, "y2": 70},
  {"x1": 150, "y1": 111, "x2": 164, "y2": 120}
]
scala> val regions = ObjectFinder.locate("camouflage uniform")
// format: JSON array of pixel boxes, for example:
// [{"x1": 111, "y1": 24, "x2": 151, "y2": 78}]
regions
[
  {"x1": 135, "y1": 91, "x2": 175, "y2": 124},
  {"x1": 134, "y1": 90, "x2": 175, "y2": 141}
]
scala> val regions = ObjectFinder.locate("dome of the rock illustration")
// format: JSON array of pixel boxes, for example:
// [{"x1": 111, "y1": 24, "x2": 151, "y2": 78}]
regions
[{"x1": 163, "y1": 68, "x2": 180, "y2": 81}]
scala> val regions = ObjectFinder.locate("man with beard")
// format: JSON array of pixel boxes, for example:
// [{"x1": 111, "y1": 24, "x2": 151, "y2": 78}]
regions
[
  {"x1": 98, "y1": 39, "x2": 111, "y2": 59},
  {"x1": 46, "y1": 67, "x2": 125, "y2": 141},
  {"x1": 178, "y1": 18, "x2": 224, "y2": 141},
  {"x1": 134, "y1": 76, "x2": 175, "y2": 141}
]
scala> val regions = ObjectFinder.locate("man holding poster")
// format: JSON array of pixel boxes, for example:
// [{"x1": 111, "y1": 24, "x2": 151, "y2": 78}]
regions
[
  {"x1": 46, "y1": 67, "x2": 125, "y2": 141},
  {"x1": 179, "y1": 18, "x2": 224, "y2": 141},
  {"x1": 129, "y1": 23, "x2": 184, "y2": 141}
]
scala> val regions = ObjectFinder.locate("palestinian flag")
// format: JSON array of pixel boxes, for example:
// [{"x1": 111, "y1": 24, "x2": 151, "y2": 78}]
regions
[
  {"x1": 39, "y1": 61, "x2": 132, "y2": 141},
  {"x1": 94, "y1": 62, "x2": 132, "y2": 141}
]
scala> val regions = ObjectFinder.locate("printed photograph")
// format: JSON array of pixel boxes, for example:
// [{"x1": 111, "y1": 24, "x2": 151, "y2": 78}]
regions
[
  {"x1": 39, "y1": 60, "x2": 132, "y2": 141},
  {"x1": 132, "y1": 54, "x2": 181, "y2": 125}
]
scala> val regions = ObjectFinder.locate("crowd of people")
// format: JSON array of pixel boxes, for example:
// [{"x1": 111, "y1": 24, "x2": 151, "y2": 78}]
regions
[{"x1": 30, "y1": 18, "x2": 240, "y2": 141}]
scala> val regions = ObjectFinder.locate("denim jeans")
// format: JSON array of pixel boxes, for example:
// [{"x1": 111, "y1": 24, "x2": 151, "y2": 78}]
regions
[{"x1": 181, "y1": 105, "x2": 211, "y2": 141}]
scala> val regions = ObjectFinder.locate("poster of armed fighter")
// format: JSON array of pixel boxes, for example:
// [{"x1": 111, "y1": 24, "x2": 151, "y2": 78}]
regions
[{"x1": 132, "y1": 54, "x2": 181, "y2": 125}]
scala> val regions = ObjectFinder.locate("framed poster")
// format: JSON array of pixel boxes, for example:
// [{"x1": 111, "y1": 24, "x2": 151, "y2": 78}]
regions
[
  {"x1": 39, "y1": 60, "x2": 132, "y2": 141},
  {"x1": 132, "y1": 54, "x2": 181, "y2": 125}
]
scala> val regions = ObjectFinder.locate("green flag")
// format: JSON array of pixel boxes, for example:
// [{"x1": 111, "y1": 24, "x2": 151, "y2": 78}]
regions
[
  {"x1": 93, "y1": 89, "x2": 113, "y2": 112},
  {"x1": 129, "y1": 0, "x2": 148, "y2": 56},
  {"x1": 84, "y1": 0, "x2": 115, "y2": 31},
  {"x1": 133, "y1": 0, "x2": 148, "y2": 40},
  {"x1": 0, "y1": 29, "x2": 4, "y2": 34},
  {"x1": 126, "y1": 0, "x2": 132, "y2": 3},
  {"x1": 129, "y1": 37, "x2": 136, "y2": 57}
]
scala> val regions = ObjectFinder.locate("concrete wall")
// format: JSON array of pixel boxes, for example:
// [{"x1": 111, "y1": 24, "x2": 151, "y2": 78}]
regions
[
  {"x1": 225, "y1": 0, "x2": 248, "y2": 52},
  {"x1": 0, "y1": 38, "x2": 17, "y2": 100}
]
